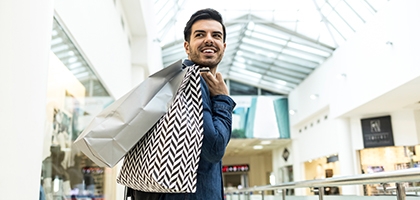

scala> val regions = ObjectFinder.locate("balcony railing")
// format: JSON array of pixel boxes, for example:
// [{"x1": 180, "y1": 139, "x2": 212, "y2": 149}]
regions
[{"x1": 225, "y1": 168, "x2": 420, "y2": 200}]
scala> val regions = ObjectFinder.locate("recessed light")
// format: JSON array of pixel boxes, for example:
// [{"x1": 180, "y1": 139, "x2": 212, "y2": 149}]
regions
[
  {"x1": 253, "y1": 145, "x2": 263, "y2": 150},
  {"x1": 289, "y1": 109, "x2": 296, "y2": 115},
  {"x1": 261, "y1": 141, "x2": 272, "y2": 145},
  {"x1": 310, "y1": 94, "x2": 318, "y2": 100}
]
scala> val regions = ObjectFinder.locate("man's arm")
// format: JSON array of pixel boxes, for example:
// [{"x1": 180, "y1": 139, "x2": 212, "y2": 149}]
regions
[
  {"x1": 201, "y1": 95, "x2": 235, "y2": 163},
  {"x1": 200, "y1": 72, "x2": 236, "y2": 163}
]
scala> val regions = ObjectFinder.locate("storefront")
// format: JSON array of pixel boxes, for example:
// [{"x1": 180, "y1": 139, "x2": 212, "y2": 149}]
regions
[
  {"x1": 304, "y1": 155, "x2": 341, "y2": 195},
  {"x1": 359, "y1": 145, "x2": 419, "y2": 195},
  {"x1": 223, "y1": 164, "x2": 250, "y2": 190},
  {"x1": 40, "y1": 17, "x2": 114, "y2": 200}
]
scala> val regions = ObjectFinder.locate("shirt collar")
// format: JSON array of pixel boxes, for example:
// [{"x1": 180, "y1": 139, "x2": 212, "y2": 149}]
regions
[{"x1": 182, "y1": 59, "x2": 195, "y2": 68}]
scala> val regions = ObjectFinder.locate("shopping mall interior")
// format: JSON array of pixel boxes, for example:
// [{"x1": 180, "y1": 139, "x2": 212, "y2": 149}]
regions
[{"x1": 1, "y1": 0, "x2": 420, "y2": 199}]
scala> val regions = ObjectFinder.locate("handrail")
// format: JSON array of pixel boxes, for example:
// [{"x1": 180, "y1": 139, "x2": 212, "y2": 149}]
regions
[{"x1": 225, "y1": 168, "x2": 420, "y2": 200}]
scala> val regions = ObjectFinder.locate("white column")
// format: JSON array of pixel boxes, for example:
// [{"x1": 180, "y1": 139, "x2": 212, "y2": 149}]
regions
[
  {"x1": 292, "y1": 139, "x2": 306, "y2": 195},
  {"x1": 0, "y1": 0, "x2": 54, "y2": 199},
  {"x1": 335, "y1": 118, "x2": 358, "y2": 195}
]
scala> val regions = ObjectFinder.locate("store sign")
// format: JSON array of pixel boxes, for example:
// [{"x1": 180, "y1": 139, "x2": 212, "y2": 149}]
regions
[
  {"x1": 327, "y1": 155, "x2": 339, "y2": 163},
  {"x1": 222, "y1": 164, "x2": 249, "y2": 173},
  {"x1": 361, "y1": 116, "x2": 394, "y2": 148}
]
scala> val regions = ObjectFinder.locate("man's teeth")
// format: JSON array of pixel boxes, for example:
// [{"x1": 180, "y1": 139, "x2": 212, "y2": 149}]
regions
[{"x1": 203, "y1": 49, "x2": 214, "y2": 53}]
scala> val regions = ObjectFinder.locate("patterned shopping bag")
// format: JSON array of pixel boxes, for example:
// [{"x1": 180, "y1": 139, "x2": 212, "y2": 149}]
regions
[{"x1": 117, "y1": 64, "x2": 203, "y2": 193}]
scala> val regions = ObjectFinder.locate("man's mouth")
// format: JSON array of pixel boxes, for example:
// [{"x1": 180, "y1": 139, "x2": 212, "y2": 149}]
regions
[{"x1": 201, "y1": 48, "x2": 217, "y2": 54}]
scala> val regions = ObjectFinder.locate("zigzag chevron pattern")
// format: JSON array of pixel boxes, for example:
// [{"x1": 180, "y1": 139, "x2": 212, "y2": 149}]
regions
[{"x1": 117, "y1": 65, "x2": 204, "y2": 193}]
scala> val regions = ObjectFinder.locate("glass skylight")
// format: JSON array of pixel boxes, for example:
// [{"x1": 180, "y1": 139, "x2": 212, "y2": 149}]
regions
[{"x1": 155, "y1": 0, "x2": 390, "y2": 95}]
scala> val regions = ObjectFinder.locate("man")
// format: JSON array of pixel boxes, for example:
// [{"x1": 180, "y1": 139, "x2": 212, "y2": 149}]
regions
[{"x1": 129, "y1": 8, "x2": 236, "y2": 200}]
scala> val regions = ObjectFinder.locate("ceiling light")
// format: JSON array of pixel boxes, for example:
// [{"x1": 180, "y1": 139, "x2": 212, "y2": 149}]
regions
[
  {"x1": 289, "y1": 109, "x2": 296, "y2": 115},
  {"x1": 253, "y1": 145, "x2": 263, "y2": 150},
  {"x1": 275, "y1": 80, "x2": 287, "y2": 86},
  {"x1": 261, "y1": 141, "x2": 272, "y2": 145},
  {"x1": 310, "y1": 94, "x2": 318, "y2": 100}
]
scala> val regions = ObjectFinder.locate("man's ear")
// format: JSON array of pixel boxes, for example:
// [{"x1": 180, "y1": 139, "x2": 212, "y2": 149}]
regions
[{"x1": 184, "y1": 41, "x2": 190, "y2": 54}]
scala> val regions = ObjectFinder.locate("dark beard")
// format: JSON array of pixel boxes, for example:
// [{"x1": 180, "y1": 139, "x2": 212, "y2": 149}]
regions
[{"x1": 190, "y1": 54, "x2": 223, "y2": 69}]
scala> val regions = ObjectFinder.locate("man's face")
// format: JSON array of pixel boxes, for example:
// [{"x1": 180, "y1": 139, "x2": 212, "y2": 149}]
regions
[{"x1": 184, "y1": 19, "x2": 226, "y2": 69}]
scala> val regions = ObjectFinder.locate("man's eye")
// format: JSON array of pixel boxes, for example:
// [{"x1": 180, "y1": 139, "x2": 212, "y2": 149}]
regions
[
  {"x1": 195, "y1": 33, "x2": 204, "y2": 37},
  {"x1": 214, "y1": 34, "x2": 222, "y2": 39}
]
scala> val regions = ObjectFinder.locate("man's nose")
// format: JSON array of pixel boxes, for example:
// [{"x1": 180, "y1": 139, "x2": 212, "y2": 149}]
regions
[{"x1": 204, "y1": 34, "x2": 213, "y2": 45}]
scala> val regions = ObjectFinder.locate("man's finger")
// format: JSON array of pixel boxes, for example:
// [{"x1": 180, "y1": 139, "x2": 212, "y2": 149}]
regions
[
  {"x1": 215, "y1": 72, "x2": 224, "y2": 82},
  {"x1": 201, "y1": 72, "x2": 216, "y2": 82}
]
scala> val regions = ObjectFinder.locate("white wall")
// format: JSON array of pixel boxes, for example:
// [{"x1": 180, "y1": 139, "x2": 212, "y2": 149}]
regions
[
  {"x1": 288, "y1": 62, "x2": 333, "y2": 127},
  {"x1": 416, "y1": 110, "x2": 420, "y2": 143},
  {"x1": 54, "y1": 0, "x2": 132, "y2": 99},
  {"x1": 120, "y1": 0, "x2": 163, "y2": 87},
  {"x1": 391, "y1": 110, "x2": 419, "y2": 145},
  {"x1": 139, "y1": 0, "x2": 164, "y2": 74},
  {"x1": 0, "y1": 1, "x2": 54, "y2": 199},
  {"x1": 293, "y1": 111, "x2": 338, "y2": 162}
]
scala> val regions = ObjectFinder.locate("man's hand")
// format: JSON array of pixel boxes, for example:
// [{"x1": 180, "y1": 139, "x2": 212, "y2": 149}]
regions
[{"x1": 200, "y1": 72, "x2": 229, "y2": 96}]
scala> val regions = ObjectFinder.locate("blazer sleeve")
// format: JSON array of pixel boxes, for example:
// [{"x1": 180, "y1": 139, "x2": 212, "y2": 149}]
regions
[{"x1": 200, "y1": 82, "x2": 236, "y2": 163}]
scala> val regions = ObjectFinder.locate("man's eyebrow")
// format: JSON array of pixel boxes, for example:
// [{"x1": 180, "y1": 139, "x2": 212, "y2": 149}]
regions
[
  {"x1": 193, "y1": 30, "x2": 206, "y2": 34},
  {"x1": 193, "y1": 30, "x2": 223, "y2": 35}
]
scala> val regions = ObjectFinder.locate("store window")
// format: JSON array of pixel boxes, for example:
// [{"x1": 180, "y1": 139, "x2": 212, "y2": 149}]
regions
[
  {"x1": 40, "y1": 17, "x2": 113, "y2": 200},
  {"x1": 359, "y1": 145, "x2": 420, "y2": 196},
  {"x1": 304, "y1": 155, "x2": 340, "y2": 195}
]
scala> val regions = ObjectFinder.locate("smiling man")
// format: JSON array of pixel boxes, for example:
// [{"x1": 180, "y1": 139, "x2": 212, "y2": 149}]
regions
[
  {"x1": 179, "y1": 9, "x2": 237, "y2": 199},
  {"x1": 127, "y1": 8, "x2": 236, "y2": 200}
]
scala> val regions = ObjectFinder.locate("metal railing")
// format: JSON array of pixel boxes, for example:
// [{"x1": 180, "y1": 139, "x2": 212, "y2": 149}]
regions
[{"x1": 224, "y1": 168, "x2": 420, "y2": 200}]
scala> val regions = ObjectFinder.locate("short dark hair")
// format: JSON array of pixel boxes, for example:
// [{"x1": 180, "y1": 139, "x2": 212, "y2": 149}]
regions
[{"x1": 184, "y1": 8, "x2": 226, "y2": 43}]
